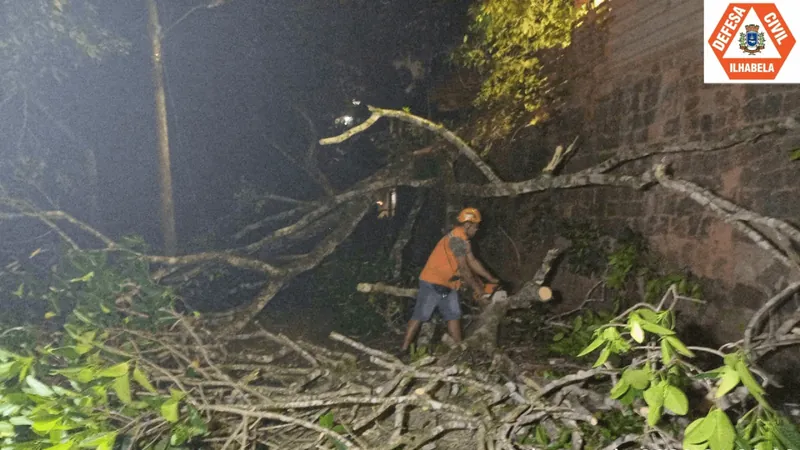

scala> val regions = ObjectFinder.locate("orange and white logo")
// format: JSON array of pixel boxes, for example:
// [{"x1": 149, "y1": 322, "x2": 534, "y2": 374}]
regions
[{"x1": 705, "y1": 1, "x2": 799, "y2": 83}]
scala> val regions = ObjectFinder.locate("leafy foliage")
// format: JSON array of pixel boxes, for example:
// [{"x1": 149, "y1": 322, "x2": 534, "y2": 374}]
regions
[
  {"x1": 454, "y1": 0, "x2": 587, "y2": 142},
  {"x1": 0, "y1": 243, "x2": 208, "y2": 449},
  {"x1": 549, "y1": 309, "x2": 611, "y2": 356},
  {"x1": 575, "y1": 303, "x2": 800, "y2": 450},
  {"x1": 0, "y1": 0, "x2": 129, "y2": 88}
]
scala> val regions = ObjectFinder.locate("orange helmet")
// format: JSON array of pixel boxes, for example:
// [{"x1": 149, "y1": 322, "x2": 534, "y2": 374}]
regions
[{"x1": 457, "y1": 207, "x2": 481, "y2": 224}]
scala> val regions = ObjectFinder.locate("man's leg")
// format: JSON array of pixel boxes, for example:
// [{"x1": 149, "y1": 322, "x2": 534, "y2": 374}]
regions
[
  {"x1": 440, "y1": 290, "x2": 463, "y2": 344},
  {"x1": 401, "y1": 320, "x2": 422, "y2": 351},
  {"x1": 446, "y1": 319, "x2": 462, "y2": 343},
  {"x1": 401, "y1": 282, "x2": 437, "y2": 351}
]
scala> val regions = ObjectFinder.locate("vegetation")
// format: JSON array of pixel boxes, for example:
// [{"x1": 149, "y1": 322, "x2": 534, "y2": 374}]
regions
[{"x1": 454, "y1": 0, "x2": 587, "y2": 143}]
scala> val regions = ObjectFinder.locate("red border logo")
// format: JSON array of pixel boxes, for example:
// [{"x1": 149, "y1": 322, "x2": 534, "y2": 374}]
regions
[{"x1": 707, "y1": 3, "x2": 796, "y2": 80}]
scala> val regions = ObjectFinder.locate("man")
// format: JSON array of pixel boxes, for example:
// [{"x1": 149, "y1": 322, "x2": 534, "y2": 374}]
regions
[{"x1": 401, "y1": 207, "x2": 500, "y2": 351}]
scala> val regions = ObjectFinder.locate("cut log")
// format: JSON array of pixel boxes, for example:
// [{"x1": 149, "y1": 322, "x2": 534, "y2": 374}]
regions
[{"x1": 462, "y1": 248, "x2": 564, "y2": 355}]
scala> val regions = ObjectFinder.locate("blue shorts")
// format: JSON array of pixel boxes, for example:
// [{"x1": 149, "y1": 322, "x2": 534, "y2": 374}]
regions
[{"x1": 411, "y1": 280, "x2": 462, "y2": 321}]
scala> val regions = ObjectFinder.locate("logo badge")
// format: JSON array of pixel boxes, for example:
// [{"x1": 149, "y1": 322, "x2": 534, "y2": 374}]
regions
[
  {"x1": 740, "y1": 24, "x2": 766, "y2": 54},
  {"x1": 705, "y1": 1, "x2": 798, "y2": 83}
]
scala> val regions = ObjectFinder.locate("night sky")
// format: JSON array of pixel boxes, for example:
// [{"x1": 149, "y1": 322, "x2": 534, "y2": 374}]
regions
[{"x1": 33, "y1": 0, "x2": 471, "y2": 248}]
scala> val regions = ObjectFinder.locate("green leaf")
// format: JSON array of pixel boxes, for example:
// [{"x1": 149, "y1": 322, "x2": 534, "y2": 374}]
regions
[
  {"x1": 684, "y1": 417, "x2": 715, "y2": 444},
  {"x1": 647, "y1": 405, "x2": 663, "y2": 426},
  {"x1": 552, "y1": 332, "x2": 565, "y2": 342},
  {"x1": 69, "y1": 271, "x2": 95, "y2": 283},
  {"x1": 169, "y1": 388, "x2": 186, "y2": 401},
  {"x1": 0, "y1": 422, "x2": 14, "y2": 438},
  {"x1": 639, "y1": 321, "x2": 675, "y2": 336},
  {"x1": 643, "y1": 383, "x2": 664, "y2": 409},
  {"x1": 319, "y1": 411, "x2": 334, "y2": 429},
  {"x1": 734, "y1": 360, "x2": 764, "y2": 396},
  {"x1": 715, "y1": 366, "x2": 740, "y2": 398},
  {"x1": 636, "y1": 308, "x2": 660, "y2": 324},
  {"x1": 161, "y1": 398, "x2": 179, "y2": 423},
  {"x1": 684, "y1": 442, "x2": 709, "y2": 450},
  {"x1": 723, "y1": 353, "x2": 739, "y2": 368},
  {"x1": 663, "y1": 385, "x2": 689, "y2": 415},
  {"x1": 170, "y1": 425, "x2": 190, "y2": 447},
  {"x1": 112, "y1": 373, "x2": 132, "y2": 404},
  {"x1": 790, "y1": 147, "x2": 800, "y2": 161},
  {"x1": 775, "y1": 419, "x2": 800, "y2": 450},
  {"x1": 32, "y1": 417, "x2": 61, "y2": 434},
  {"x1": 133, "y1": 366, "x2": 157, "y2": 393},
  {"x1": 592, "y1": 346, "x2": 611, "y2": 368},
  {"x1": 708, "y1": 409, "x2": 736, "y2": 450},
  {"x1": 577, "y1": 335, "x2": 605, "y2": 357},
  {"x1": 80, "y1": 431, "x2": 117, "y2": 450},
  {"x1": 0, "y1": 361, "x2": 19, "y2": 381},
  {"x1": 622, "y1": 369, "x2": 650, "y2": 390},
  {"x1": 630, "y1": 319, "x2": 645, "y2": 343},
  {"x1": 97, "y1": 362, "x2": 129, "y2": 378},
  {"x1": 665, "y1": 336, "x2": 695, "y2": 357},
  {"x1": 609, "y1": 378, "x2": 630, "y2": 399},
  {"x1": 661, "y1": 338, "x2": 674, "y2": 365},
  {"x1": 12, "y1": 283, "x2": 24, "y2": 298},
  {"x1": 25, "y1": 375, "x2": 55, "y2": 397}
]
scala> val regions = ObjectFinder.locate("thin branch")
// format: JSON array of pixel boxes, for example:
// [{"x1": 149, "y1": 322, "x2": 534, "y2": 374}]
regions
[{"x1": 320, "y1": 106, "x2": 503, "y2": 184}]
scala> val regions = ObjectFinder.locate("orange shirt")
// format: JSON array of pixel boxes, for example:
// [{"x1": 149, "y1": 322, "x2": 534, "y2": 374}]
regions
[{"x1": 419, "y1": 226, "x2": 468, "y2": 289}]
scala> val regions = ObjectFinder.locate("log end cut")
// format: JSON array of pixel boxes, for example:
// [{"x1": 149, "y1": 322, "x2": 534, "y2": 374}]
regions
[{"x1": 537, "y1": 286, "x2": 553, "y2": 302}]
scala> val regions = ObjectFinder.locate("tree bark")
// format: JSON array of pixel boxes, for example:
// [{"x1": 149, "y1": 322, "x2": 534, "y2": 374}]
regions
[{"x1": 147, "y1": 0, "x2": 178, "y2": 256}]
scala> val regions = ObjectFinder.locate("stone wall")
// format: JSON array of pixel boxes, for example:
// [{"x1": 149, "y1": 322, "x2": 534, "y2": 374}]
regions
[{"x1": 485, "y1": 0, "x2": 800, "y2": 346}]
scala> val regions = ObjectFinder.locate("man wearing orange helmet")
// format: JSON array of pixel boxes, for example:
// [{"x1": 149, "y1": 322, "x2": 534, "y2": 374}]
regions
[{"x1": 401, "y1": 207, "x2": 500, "y2": 351}]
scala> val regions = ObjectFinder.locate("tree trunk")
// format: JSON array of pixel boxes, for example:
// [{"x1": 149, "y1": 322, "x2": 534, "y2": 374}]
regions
[{"x1": 147, "y1": 0, "x2": 177, "y2": 256}]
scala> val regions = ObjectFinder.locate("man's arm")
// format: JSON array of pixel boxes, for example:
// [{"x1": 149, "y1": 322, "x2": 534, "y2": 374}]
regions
[
  {"x1": 467, "y1": 253, "x2": 499, "y2": 284},
  {"x1": 449, "y1": 236, "x2": 483, "y2": 293}
]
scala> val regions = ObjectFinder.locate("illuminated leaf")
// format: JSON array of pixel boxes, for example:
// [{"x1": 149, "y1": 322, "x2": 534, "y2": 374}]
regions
[
  {"x1": 133, "y1": 366, "x2": 157, "y2": 393},
  {"x1": 577, "y1": 335, "x2": 605, "y2": 357},
  {"x1": 660, "y1": 338, "x2": 673, "y2": 365},
  {"x1": 592, "y1": 346, "x2": 611, "y2": 368},
  {"x1": 69, "y1": 271, "x2": 94, "y2": 283},
  {"x1": 647, "y1": 405, "x2": 662, "y2": 426},
  {"x1": 707, "y1": 409, "x2": 736, "y2": 450},
  {"x1": 715, "y1": 366, "x2": 740, "y2": 398},
  {"x1": 622, "y1": 368, "x2": 650, "y2": 390},
  {"x1": 664, "y1": 385, "x2": 688, "y2": 415},
  {"x1": 112, "y1": 373, "x2": 132, "y2": 404},
  {"x1": 161, "y1": 399, "x2": 179, "y2": 423},
  {"x1": 734, "y1": 360, "x2": 764, "y2": 396},
  {"x1": 25, "y1": 375, "x2": 54, "y2": 397},
  {"x1": 639, "y1": 321, "x2": 675, "y2": 336},
  {"x1": 684, "y1": 417, "x2": 714, "y2": 445},
  {"x1": 665, "y1": 336, "x2": 694, "y2": 357},
  {"x1": 643, "y1": 383, "x2": 664, "y2": 409},
  {"x1": 609, "y1": 378, "x2": 630, "y2": 399},
  {"x1": 630, "y1": 319, "x2": 645, "y2": 343},
  {"x1": 97, "y1": 362, "x2": 129, "y2": 378}
]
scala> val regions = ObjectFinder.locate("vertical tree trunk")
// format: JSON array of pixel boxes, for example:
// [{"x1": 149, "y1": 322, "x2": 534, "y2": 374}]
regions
[{"x1": 147, "y1": 0, "x2": 177, "y2": 256}]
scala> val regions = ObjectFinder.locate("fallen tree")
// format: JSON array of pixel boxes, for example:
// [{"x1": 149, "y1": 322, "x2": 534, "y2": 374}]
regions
[{"x1": 2, "y1": 105, "x2": 800, "y2": 449}]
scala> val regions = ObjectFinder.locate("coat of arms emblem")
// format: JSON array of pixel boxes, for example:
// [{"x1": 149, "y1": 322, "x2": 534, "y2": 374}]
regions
[{"x1": 739, "y1": 24, "x2": 766, "y2": 54}]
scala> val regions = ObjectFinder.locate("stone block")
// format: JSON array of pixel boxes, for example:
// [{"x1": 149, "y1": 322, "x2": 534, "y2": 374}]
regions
[
  {"x1": 701, "y1": 114, "x2": 713, "y2": 132},
  {"x1": 764, "y1": 94, "x2": 783, "y2": 118},
  {"x1": 781, "y1": 90, "x2": 800, "y2": 115},
  {"x1": 761, "y1": 190, "x2": 800, "y2": 221},
  {"x1": 664, "y1": 117, "x2": 680, "y2": 137},
  {"x1": 744, "y1": 97, "x2": 766, "y2": 122}
]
